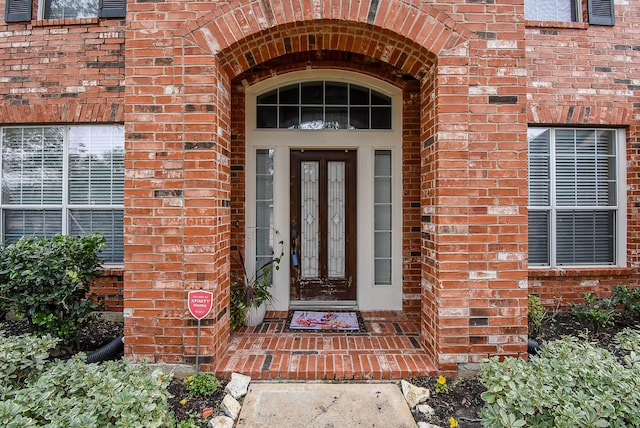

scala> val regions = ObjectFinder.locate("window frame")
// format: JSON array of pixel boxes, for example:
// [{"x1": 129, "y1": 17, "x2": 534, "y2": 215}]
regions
[
  {"x1": 0, "y1": 125, "x2": 125, "y2": 265},
  {"x1": 4, "y1": 0, "x2": 126, "y2": 22},
  {"x1": 525, "y1": 0, "x2": 582, "y2": 23},
  {"x1": 524, "y1": 0, "x2": 614, "y2": 25},
  {"x1": 527, "y1": 127, "x2": 626, "y2": 269},
  {"x1": 256, "y1": 81, "x2": 393, "y2": 130}
]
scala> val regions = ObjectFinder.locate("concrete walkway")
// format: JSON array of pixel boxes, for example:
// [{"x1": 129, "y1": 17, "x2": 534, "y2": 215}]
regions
[{"x1": 236, "y1": 382, "x2": 417, "y2": 427}]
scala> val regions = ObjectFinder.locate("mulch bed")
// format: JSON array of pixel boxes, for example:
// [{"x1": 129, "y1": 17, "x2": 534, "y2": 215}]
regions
[{"x1": 3, "y1": 310, "x2": 639, "y2": 427}]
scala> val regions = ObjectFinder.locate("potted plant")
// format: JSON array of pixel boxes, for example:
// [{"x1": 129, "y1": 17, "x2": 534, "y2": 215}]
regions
[{"x1": 230, "y1": 232, "x2": 284, "y2": 329}]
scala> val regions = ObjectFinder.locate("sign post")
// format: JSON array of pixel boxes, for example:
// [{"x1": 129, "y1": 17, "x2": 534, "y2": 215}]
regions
[{"x1": 188, "y1": 290, "x2": 213, "y2": 373}]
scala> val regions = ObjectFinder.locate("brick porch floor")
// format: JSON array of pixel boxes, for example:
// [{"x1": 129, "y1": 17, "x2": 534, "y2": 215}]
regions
[{"x1": 214, "y1": 311, "x2": 437, "y2": 380}]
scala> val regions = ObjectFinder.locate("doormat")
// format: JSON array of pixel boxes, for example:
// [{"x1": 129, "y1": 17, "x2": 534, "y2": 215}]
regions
[{"x1": 285, "y1": 310, "x2": 367, "y2": 333}]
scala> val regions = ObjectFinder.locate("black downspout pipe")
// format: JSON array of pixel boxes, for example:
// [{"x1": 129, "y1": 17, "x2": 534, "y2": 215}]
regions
[{"x1": 86, "y1": 335, "x2": 125, "y2": 363}]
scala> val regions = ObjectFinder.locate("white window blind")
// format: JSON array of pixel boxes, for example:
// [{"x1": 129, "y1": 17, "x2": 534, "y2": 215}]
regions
[
  {"x1": 528, "y1": 128, "x2": 621, "y2": 267},
  {"x1": 1, "y1": 125, "x2": 125, "y2": 264},
  {"x1": 525, "y1": 0, "x2": 575, "y2": 21}
]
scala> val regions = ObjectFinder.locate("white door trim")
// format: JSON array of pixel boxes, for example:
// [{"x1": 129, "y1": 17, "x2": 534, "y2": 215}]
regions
[{"x1": 245, "y1": 70, "x2": 403, "y2": 310}]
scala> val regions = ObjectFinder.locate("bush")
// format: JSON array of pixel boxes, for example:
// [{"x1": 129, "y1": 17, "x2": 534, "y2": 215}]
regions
[
  {"x1": 480, "y1": 329, "x2": 640, "y2": 427},
  {"x1": 527, "y1": 294, "x2": 548, "y2": 339},
  {"x1": 184, "y1": 373, "x2": 220, "y2": 397},
  {"x1": 0, "y1": 234, "x2": 106, "y2": 348},
  {"x1": 0, "y1": 331, "x2": 175, "y2": 427},
  {"x1": 612, "y1": 285, "x2": 640, "y2": 318},
  {"x1": 568, "y1": 292, "x2": 618, "y2": 332}
]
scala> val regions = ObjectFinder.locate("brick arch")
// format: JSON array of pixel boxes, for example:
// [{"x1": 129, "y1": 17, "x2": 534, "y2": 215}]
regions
[
  {"x1": 528, "y1": 105, "x2": 632, "y2": 126},
  {"x1": 177, "y1": 0, "x2": 472, "y2": 79},
  {"x1": 0, "y1": 102, "x2": 123, "y2": 124}
]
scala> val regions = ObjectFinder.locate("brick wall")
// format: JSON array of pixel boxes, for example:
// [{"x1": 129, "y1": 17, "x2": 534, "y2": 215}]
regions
[
  {"x1": 525, "y1": 0, "x2": 640, "y2": 305},
  {"x1": 0, "y1": 3, "x2": 125, "y2": 311},
  {"x1": 3, "y1": 0, "x2": 534, "y2": 375},
  {"x1": 91, "y1": 269, "x2": 124, "y2": 312},
  {"x1": 0, "y1": 0, "x2": 125, "y2": 121}
]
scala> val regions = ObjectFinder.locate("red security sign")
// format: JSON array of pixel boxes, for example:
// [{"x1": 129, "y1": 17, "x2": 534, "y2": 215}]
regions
[{"x1": 188, "y1": 290, "x2": 213, "y2": 320}]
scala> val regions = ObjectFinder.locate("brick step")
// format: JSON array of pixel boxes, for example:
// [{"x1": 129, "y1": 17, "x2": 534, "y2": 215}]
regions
[{"x1": 214, "y1": 311, "x2": 436, "y2": 380}]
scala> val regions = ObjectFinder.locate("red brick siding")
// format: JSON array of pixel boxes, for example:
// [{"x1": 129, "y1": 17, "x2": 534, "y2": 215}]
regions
[
  {"x1": 0, "y1": 8, "x2": 125, "y2": 122},
  {"x1": 90, "y1": 270, "x2": 124, "y2": 312},
  {"x1": 1, "y1": 0, "x2": 540, "y2": 374},
  {"x1": 1, "y1": 7, "x2": 126, "y2": 312},
  {"x1": 125, "y1": 0, "x2": 529, "y2": 375},
  {"x1": 525, "y1": 0, "x2": 640, "y2": 305}
]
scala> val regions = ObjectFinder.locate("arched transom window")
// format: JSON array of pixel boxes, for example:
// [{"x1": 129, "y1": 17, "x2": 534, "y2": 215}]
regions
[{"x1": 256, "y1": 81, "x2": 392, "y2": 130}]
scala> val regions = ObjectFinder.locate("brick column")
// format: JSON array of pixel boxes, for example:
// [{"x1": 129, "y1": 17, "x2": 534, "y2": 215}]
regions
[
  {"x1": 420, "y1": 8, "x2": 529, "y2": 375},
  {"x1": 123, "y1": 12, "x2": 231, "y2": 370}
]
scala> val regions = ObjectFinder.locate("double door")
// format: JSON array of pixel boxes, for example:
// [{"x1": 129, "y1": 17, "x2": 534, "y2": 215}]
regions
[{"x1": 289, "y1": 150, "x2": 357, "y2": 302}]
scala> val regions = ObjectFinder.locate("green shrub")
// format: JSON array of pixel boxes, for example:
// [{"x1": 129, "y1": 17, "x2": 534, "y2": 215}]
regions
[
  {"x1": 184, "y1": 373, "x2": 220, "y2": 397},
  {"x1": 0, "y1": 234, "x2": 106, "y2": 347},
  {"x1": 612, "y1": 285, "x2": 640, "y2": 319},
  {"x1": 527, "y1": 294, "x2": 548, "y2": 339},
  {"x1": 480, "y1": 329, "x2": 640, "y2": 427},
  {"x1": 569, "y1": 292, "x2": 618, "y2": 332},
  {"x1": 0, "y1": 332, "x2": 176, "y2": 427}
]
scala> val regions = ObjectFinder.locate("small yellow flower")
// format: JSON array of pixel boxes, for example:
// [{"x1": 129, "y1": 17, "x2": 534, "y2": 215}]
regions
[
  {"x1": 186, "y1": 376, "x2": 193, "y2": 383},
  {"x1": 449, "y1": 417, "x2": 459, "y2": 428},
  {"x1": 179, "y1": 398, "x2": 188, "y2": 405},
  {"x1": 438, "y1": 375, "x2": 447, "y2": 385}
]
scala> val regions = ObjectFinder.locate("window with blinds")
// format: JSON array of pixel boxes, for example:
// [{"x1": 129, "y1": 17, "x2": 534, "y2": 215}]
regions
[
  {"x1": 0, "y1": 125, "x2": 124, "y2": 264},
  {"x1": 524, "y1": 0, "x2": 614, "y2": 25},
  {"x1": 527, "y1": 128, "x2": 623, "y2": 267}
]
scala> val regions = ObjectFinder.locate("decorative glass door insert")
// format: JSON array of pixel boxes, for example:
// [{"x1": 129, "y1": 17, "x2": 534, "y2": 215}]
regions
[{"x1": 290, "y1": 150, "x2": 356, "y2": 301}]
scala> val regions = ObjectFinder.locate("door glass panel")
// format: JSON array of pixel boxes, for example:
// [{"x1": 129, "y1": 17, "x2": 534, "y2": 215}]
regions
[
  {"x1": 301, "y1": 82, "x2": 323, "y2": 104},
  {"x1": 279, "y1": 106, "x2": 299, "y2": 129},
  {"x1": 300, "y1": 107, "x2": 323, "y2": 129},
  {"x1": 325, "y1": 82, "x2": 347, "y2": 105},
  {"x1": 374, "y1": 150, "x2": 392, "y2": 285},
  {"x1": 327, "y1": 161, "x2": 345, "y2": 278},
  {"x1": 301, "y1": 161, "x2": 319, "y2": 278},
  {"x1": 256, "y1": 149, "x2": 275, "y2": 271}
]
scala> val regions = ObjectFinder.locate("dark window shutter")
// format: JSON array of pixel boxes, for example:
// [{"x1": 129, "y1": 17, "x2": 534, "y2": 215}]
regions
[
  {"x1": 588, "y1": 0, "x2": 615, "y2": 26},
  {"x1": 99, "y1": 0, "x2": 126, "y2": 18},
  {"x1": 5, "y1": 0, "x2": 32, "y2": 22}
]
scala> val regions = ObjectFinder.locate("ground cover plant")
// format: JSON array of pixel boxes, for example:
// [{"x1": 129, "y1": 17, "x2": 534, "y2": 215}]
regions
[
  {"x1": 2, "y1": 278, "x2": 640, "y2": 426},
  {"x1": 0, "y1": 331, "x2": 174, "y2": 427}
]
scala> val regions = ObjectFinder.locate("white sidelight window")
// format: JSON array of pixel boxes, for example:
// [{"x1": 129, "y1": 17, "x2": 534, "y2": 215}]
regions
[
  {"x1": 0, "y1": 125, "x2": 124, "y2": 264},
  {"x1": 374, "y1": 150, "x2": 392, "y2": 285},
  {"x1": 527, "y1": 128, "x2": 625, "y2": 267},
  {"x1": 255, "y1": 149, "x2": 275, "y2": 273}
]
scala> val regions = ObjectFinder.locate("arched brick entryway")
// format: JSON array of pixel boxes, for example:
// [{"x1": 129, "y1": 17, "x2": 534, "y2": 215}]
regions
[{"x1": 124, "y1": 0, "x2": 529, "y2": 377}]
